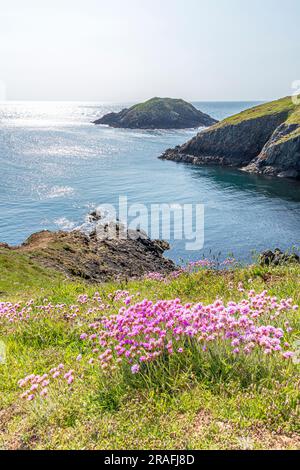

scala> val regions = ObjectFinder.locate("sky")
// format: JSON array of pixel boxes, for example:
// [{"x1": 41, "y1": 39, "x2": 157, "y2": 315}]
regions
[{"x1": 0, "y1": 0, "x2": 300, "y2": 102}]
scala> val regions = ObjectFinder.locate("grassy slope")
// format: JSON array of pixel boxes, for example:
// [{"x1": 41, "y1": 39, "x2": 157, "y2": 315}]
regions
[
  {"x1": 214, "y1": 96, "x2": 300, "y2": 130},
  {"x1": 0, "y1": 248, "x2": 64, "y2": 300},
  {"x1": 0, "y1": 251, "x2": 299, "y2": 450}
]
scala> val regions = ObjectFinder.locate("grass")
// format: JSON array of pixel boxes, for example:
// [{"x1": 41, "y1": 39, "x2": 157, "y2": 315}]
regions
[
  {"x1": 0, "y1": 252, "x2": 300, "y2": 450},
  {"x1": 0, "y1": 248, "x2": 63, "y2": 300},
  {"x1": 276, "y1": 126, "x2": 300, "y2": 145},
  {"x1": 214, "y1": 96, "x2": 300, "y2": 129},
  {"x1": 131, "y1": 97, "x2": 191, "y2": 112}
]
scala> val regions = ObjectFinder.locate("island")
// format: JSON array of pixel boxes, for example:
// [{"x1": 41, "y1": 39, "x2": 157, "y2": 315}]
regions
[
  {"x1": 160, "y1": 96, "x2": 300, "y2": 179},
  {"x1": 93, "y1": 97, "x2": 218, "y2": 129}
]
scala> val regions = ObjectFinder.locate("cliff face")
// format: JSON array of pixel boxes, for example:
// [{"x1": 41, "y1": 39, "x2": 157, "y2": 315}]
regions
[
  {"x1": 160, "y1": 97, "x2": 300, "y2": 179},
  {"x1": 94, "y1": 97, "x2": 217, "y2": 129},
  {"x1": 243, "y1": 123, "x2": 300, "y2": 178}
]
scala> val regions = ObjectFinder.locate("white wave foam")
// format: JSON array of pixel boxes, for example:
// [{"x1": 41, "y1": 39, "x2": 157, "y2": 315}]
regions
[{"x1": 54, "y1": 217, "x2": 76, "y2": 230}]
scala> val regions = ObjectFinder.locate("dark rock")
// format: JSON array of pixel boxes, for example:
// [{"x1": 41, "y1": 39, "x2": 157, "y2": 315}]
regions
[
  {"x1": 5, "y1": 224, "x2": 175, "y2": 283},
  {"x1": 243, "y1": 123, "x2": 300, "y2": 178},
  {"x1": 259, "y1": 249, "x2": 300, "y2": 266},
  {"x1": 93, "y1": 97, "x2": 217, "y2": 130},
  {"x1": 88, "y1": 210, "x2": 103, "y2": 222}
]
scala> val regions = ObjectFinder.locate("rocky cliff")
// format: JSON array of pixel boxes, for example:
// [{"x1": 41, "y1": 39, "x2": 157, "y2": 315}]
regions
[
  {"x1": 2, "y1": 224, "x2": 175, "y2": 282},
  {"x1": 94, "y1": 97, "x2": 217, "y2": 129},
  {"x1": 160, "y1": 96, "x2": 300, "y2": 179}
]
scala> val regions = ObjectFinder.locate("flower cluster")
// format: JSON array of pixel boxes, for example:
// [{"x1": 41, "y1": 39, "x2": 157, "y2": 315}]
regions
[
  {"x1": 0, "y1": 296, "x2": 111, "y2": 325},
  {"x1": 79, "y1": 291, "x2": 298, "y2": 373},
  {"x1": 0, "y1": 300, "x2": 35, "y2": 323},
  {"x1": 15, "y1": 287, "x2": 298, "y2": 402},
  {"x1": 18, "y1": 364, "x2": 75, "y2": 401},
  {"x1": 187, "y1": 259, "x2": 216, "y2": 269}
]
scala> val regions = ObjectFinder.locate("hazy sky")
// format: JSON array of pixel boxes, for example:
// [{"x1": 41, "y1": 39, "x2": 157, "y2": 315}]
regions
[{"x1": 1, "y1": 0, "x2": 300, "y2": 101}]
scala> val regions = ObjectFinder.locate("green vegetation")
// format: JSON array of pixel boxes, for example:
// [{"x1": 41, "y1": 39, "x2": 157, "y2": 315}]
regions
[
  {"x1": 216, "y1": 96, "x2": 300, "y2": 128},
  {"x1": 95, "y1": 96, "x2": 217, "y2": 128},
  {"x1": 0, "y1": 250, "x2": 299, "y2": 450},
  {"x1": 0, "y1": 248, "x2": 63, "y2": 300}
]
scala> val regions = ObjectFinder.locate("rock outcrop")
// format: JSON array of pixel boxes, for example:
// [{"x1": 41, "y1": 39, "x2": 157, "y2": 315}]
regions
[
  {"x1": 93, "y1": 97, "x2": 217, "y2": 129},
  {"x1": 259, "y1": 249, "x2": 300, "y2": 266},
  {"x1": 160, "y1": 96, "x2": 300, "y2": 179},
  {"x1": 5, "y1": 225, "x2": 175, "y2": 282}
]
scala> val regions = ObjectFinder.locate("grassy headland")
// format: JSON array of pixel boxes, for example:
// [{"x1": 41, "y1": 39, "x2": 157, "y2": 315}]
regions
[
  {"x1": 160, "y1": 95, "x2": 300, "y2": 178},
  {"x1": 0, "y1": 247, "x2": 299, "y2": 450},
  {"x1": 217, "y1": 96, "x2": 300, "y2": 129}
]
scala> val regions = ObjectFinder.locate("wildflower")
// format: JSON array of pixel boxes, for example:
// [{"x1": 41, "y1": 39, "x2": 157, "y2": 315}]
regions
[
  {"x1": 282, "y1": 351, "x2": 294, "y2": 359},
  {"x1": 131, "y1": 364, "x2": 140, "y2": 374}
]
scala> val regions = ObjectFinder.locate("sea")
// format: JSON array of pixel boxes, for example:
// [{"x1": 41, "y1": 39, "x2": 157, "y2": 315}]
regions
[{"x1": 0, "y1": 100, "x2": 299, "y2": 264}]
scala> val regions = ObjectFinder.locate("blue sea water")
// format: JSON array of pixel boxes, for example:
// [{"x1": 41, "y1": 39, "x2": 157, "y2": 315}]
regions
[{"x1": 0, "y1": 100, "x2": 299, "y2": 264}]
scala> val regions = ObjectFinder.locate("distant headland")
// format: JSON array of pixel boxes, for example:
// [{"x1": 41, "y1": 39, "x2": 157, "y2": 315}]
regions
[{"x1": 93, "y1": 97, "x2": 218, "y2": 129}]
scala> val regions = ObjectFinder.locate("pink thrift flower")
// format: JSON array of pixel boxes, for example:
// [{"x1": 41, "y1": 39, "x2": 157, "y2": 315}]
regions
[
  {"x1": 131, "y1": 364, "x2": 140, "y2": 374},
  {"x1": 282, "y1": 351, "x2": 294, "y2": 359}
]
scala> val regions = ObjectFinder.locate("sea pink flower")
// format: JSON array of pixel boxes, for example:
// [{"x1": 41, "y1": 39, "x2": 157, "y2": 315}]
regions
[
  {"x1": 131, "y1": 364, "x2": 140, "y2": 374},
  {"x1": 282, "y1": 351, "x2": 294, "y2": 359}
]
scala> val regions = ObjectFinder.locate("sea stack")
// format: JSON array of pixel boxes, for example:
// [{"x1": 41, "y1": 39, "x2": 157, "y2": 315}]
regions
[
  {"x1": 93, "y1": 97, "x2": 217, "y2": 129},
  {"x1": 160, "y1": 96, "x2": 300, "y2": 179}
]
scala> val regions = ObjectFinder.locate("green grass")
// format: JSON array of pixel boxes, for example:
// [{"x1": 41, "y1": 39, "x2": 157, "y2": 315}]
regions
[
  {"x1": 276, "y1": 126, "x2": 300, "y2": 145},
  {"x1": 0, "y1": 253, "x2": 300, "y2": 450},
  {"x1": 131, "y1": 97, "x2": 190, "y2": 112},
  {"x1": 0, "y1": 248, "x2": 64, "y2": 300}
]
